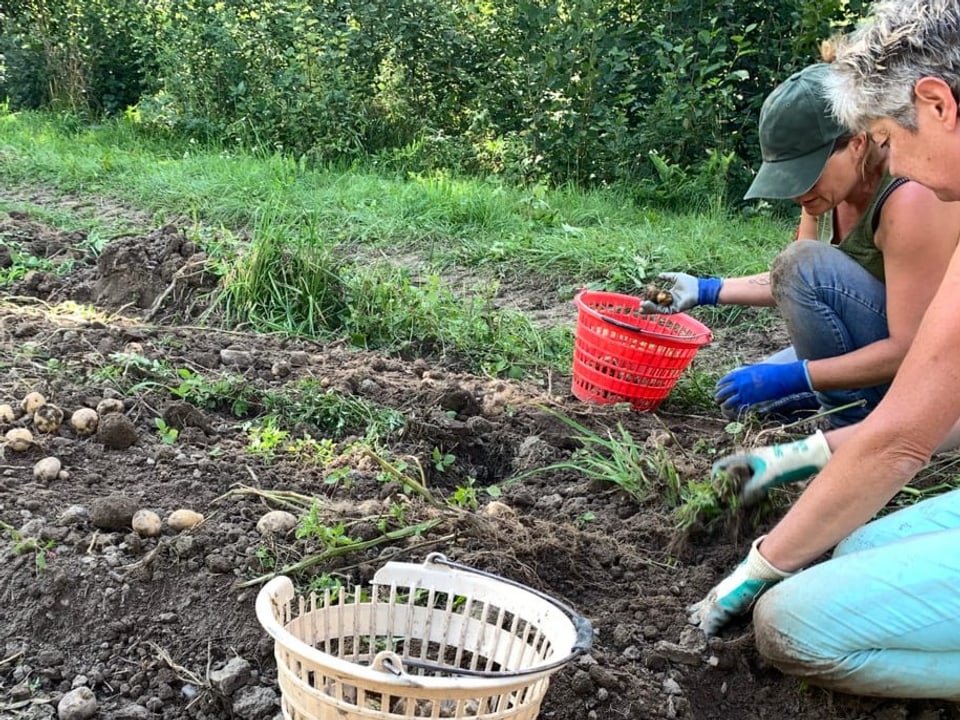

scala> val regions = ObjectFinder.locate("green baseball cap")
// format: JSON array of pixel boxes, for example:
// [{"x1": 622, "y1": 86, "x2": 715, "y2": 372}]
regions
[{"x1": 744, "y1": 64, "x2": 849, "y2": 200}]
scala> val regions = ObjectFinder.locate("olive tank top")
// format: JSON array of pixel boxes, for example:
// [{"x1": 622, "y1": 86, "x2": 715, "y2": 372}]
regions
[{"x1": 815, "y1": 174, "x2": 909, "y2": 283}]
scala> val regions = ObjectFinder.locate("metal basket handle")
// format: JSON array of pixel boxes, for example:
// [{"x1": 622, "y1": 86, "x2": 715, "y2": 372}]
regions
[{"x1": 385, "y1": 553, "x2": 593, "y2": 679}]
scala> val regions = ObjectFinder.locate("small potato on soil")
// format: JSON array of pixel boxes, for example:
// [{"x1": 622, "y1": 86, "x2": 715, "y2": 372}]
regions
[
  {"x1": 0, "y1": 404, "x2": 15, "y2": 426},
  {"x1": 70, "y1": 408, "x2": 99, "y2": 436},
  {"x1": 256, "y1": 510, "x2": 297, "y2": 536},
  {"x1": 33, "y1": 404, "x2": 64, "y2": 434},
  {"x1": 5, "y1": 427, "x2": 34, "y2": 452},
  {"x1": 96, "y1": 397, "x2": 125, "y2": 416},
  {"x1": 33, "y1": 456, "x2": 61, "y2": 482},
  {"x1": 20, "y1": 392, "x2": 46, "y2": 415},
  {"x1": 132, "y1": 509, "x2": 162, "y2": 537},
  {"x1": 167, "y1": 509, "x2": 204, "y2": 532},
  {"x1": 483, "y1": 500, "x2": 517, "y2": 520}
]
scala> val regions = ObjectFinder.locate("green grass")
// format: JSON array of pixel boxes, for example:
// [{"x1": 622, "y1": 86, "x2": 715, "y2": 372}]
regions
[
  {"x1": 0, "y1": 108, "x2": 795, "y2": 381},
  {"x1": 0, "y1": 110, "x2": 792, "y2": 282}
]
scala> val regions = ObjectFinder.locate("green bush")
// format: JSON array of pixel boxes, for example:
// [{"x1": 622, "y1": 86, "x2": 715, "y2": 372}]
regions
[
  {"x1": 0, "y1": 0, "x2": 869, "y2": 201},
  {"x1": 0, "y1": 0, "x2": 157, "y2": 113}
]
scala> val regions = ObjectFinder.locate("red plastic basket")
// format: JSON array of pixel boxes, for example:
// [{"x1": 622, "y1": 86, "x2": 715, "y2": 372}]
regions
[{"x1": 571, "y1": 290, "x2": 712, "y2": 412}]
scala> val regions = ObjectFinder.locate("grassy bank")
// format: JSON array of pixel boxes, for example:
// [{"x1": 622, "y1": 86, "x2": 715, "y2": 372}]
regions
[{"x1": 0, "y1": 110, "x2": 794, "y2": 377}]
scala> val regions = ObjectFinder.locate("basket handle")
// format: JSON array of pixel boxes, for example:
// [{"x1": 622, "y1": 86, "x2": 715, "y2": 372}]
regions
[
  {"x1": 372, "y1": 651, "x2": 405, "y2": 676},
  {"x1": 597, "y1": 310, "x2": 711, "y2": 345},
  {"x1": 391, "y1": 553, "x2": 594, "y2": 679},
  {"x1": 597, "y1": 312, "x2": 647, "y2": 334}
]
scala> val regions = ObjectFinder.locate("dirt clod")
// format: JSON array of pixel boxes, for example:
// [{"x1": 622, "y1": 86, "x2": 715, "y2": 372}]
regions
[
  {"x1": 97, "y1": 412, "x2": 138, "y2": 449},
  {"x1": 90, "y1": 494, "x2": 139, "y2": 531}
]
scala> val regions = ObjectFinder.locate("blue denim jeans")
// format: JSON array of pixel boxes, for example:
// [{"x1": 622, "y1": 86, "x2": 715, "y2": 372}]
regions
[
  {"x1": 752, "y1": 488, "x2": 960, "y2": 700},
  {"x1": 735, "y1": 240, "x2": 890, "y2": 427}
]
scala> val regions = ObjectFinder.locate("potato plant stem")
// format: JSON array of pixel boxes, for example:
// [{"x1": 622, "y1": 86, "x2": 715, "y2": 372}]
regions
[
  {"x1": 237, "y1": 517, "x2": 445, "y2": 588},
  {"x1": 361, "y1": 449, "x2": 441, "y2": 507}
]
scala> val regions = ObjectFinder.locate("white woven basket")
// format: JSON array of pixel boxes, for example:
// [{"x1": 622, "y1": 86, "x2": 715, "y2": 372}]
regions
[{"x1": 255, "y1": 553, "x2": 592, "y2": 720}]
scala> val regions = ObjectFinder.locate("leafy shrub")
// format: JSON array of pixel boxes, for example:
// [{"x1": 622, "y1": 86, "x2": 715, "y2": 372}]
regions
[
  {"x1": 0, "y1": 0, "x2": 157, "y2": 113},
  {"x1": 1, "y1": 0, "x2": 869, "y2": 202}
]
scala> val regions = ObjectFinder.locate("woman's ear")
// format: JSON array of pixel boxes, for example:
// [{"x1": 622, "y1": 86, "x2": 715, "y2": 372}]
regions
[
  {"x1": 851, "y1": 131, "x2": 869, "y2": 154},
  {"x1": 915, "y1": 77, "x2": 959, "y2": 130}
]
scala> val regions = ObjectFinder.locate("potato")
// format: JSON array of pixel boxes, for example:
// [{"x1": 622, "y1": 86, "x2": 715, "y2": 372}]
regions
[
  {"x1": 0, "y1": 404, "x2": 15, "y2": 425},
  {"x1": 167, "y1": 509, "x2": 204, "y2": 532},
  {"x1": 642, "y1": 283, "x2": 674, "y2": 307},
  {"x1": 33, "y1": 457, "x2": 62, "y2": 482},
  {"x1": 33, "y1": 404, "x2": 64, "y2": 434},
  {"x1": 96, "y1": 398, "x2": 125, "y2": 416},
  {"x1": 132, "y1": 509, "x2": 162, "y2": 538},
  {"x1": 5, "y1": 427, "x2": 34, "y2": 452},
  {"x1": 256, "y1": 510, "x2": 297, "y2": 536},
  {"x1": 21, "y1": 392, "x2": 46, "y2": 415},
  {"x1": 70, "y1": 408, "x2": 99, "y2": 436},
  {"x1": 482, "y1": 500, "x2": 517, "y2": 520}
]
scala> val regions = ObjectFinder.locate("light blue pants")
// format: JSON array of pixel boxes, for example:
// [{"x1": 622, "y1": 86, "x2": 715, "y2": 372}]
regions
[
  {"x1": 727, "y1": 240, "x2": 891, "y2": 428},
  {"x1": 752, "y1": 488, "x2": 960, "y2": 700}
]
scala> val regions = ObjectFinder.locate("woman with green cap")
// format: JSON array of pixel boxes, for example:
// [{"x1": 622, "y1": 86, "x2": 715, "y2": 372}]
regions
[
  {"x1": 686, "y1": 0, "x2": 960, "y2": 699},
  {"x1": 643, "y1": 61, "x2": 960, "y2": 428}
]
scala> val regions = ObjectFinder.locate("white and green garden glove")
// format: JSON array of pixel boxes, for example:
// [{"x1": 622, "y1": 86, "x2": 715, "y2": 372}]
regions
[
  {"x1": 687, "y1": 536, "x2": 793, "y2": 637},
  {"x1": 712, "y1": 430, "x2": 832, "y2": 506}
]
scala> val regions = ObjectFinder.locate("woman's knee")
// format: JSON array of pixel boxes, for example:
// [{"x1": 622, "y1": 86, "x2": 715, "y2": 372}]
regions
[
  {"x1": 753, "y1": 587, "x2": 839, "y2": 679},
  {"x1": 754, "y1": 591, "x2": 804, "y2": 670},
  {"x1": 770, "y1": 239, "x2": 831, "y2": 303}
]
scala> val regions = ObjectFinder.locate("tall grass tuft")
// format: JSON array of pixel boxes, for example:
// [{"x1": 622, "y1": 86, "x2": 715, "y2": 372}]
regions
[
  {"x1": 513, "y1": 408, "x2": 683, "y2": 506},
  {"x1": 215, "y1": 206, "x2": 346, "y2": 335}
]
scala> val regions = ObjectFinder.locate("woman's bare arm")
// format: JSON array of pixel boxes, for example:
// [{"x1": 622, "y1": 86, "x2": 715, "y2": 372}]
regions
[
  {"x1": 762, "y1": 243, "x2": 960, "y2": 571},
  {"x1": 807, "y1": 183, "x2": 960, "y2": 390}
]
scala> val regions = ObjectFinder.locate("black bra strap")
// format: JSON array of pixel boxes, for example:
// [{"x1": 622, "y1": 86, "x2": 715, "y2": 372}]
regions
[{"x1": 871, "y1": 177, "x2": 910, "y2": 234}]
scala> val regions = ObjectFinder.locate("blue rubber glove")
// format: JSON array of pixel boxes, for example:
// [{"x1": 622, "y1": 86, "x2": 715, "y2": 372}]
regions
[
  {"x1": 687, "y1": 536, "x2": 793, "y2": 637},
  {"x1": 640, "y1": 273, "x2": 723, "y2": 314},
  {"x1": 714, "y1": 360, "x2": 813, "y2": 415},
  {"x1": 712, "y1": 430, "x2": 832, "y2": 506}
]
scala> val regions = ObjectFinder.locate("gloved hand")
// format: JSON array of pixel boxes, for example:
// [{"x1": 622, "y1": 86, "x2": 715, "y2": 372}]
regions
[
  {"x1": 712, "y1": 430, "x2": 832, "y2": 505},
  {"x1": 687, "y1": 536, "x2": 793, "y2": 637},
  {"x1": 714, "y1": 360, "x2": 813, "y2": 415},
  {"x1": 640, "y1": 272, "x2": 722, "y2": 314}
]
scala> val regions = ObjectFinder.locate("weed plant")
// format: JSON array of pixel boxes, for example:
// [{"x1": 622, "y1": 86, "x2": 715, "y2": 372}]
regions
[
  {"x1": 0, "y1": 520, "x2": 54, "y2": 575},
  {"x1": 261, "y1": 378, "x2": 404, "y2": 441},
  {"x1": 338, "y1": 263, "x2": 572, "y2": 376},
  {"x1": 517, "y1": 407, "x2": 743, "y2": 532},
  {"x1": 0, "y1": 246, "x2": 59, "y2": 285},
  {"x1": 215, "y1": 206, "x2": 347, "y2": 336},
  {"x1": 516, "y1": 408, "x2": 683, "y2": 506}
]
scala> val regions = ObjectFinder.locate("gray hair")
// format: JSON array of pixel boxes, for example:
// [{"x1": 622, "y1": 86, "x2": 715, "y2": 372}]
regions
[{"x1": 826, "y1": 0, "x2": 960, "y2": 131}]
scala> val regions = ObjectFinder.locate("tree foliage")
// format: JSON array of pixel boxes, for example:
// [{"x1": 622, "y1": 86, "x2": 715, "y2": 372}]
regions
[{"x1": 0, "y1": 0, "x2": 867, "y2": 201}]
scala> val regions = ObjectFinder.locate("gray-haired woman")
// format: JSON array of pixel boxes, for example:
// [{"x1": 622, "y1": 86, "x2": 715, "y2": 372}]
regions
[{"x1": 689, "y1": 0, "x2": 960, "y2": 700}]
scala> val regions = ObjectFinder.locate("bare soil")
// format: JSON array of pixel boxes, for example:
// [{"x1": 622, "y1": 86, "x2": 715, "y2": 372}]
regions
[{"x1": 0, "y1": 195, "x2": 955, "y2": 720}]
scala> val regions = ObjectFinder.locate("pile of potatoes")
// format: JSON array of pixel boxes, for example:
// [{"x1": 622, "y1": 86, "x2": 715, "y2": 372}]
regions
[
  {"x1": 0, "y1": 391, "x2": 123, "y2": 452},
  {"x1": 131, "y1": 508, "x2": 205, "y2": 537}
]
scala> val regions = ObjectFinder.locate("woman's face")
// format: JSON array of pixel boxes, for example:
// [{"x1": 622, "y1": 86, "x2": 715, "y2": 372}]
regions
[
  {"x1": 868, "y1": 77, "x2": 960, "y2": 202},
  {"x1": 792, "y1": 140, "x2": 863, "y2": 215},
  {"x1": 871, "y1": 117, "x2": 960, "y2": 202}
]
